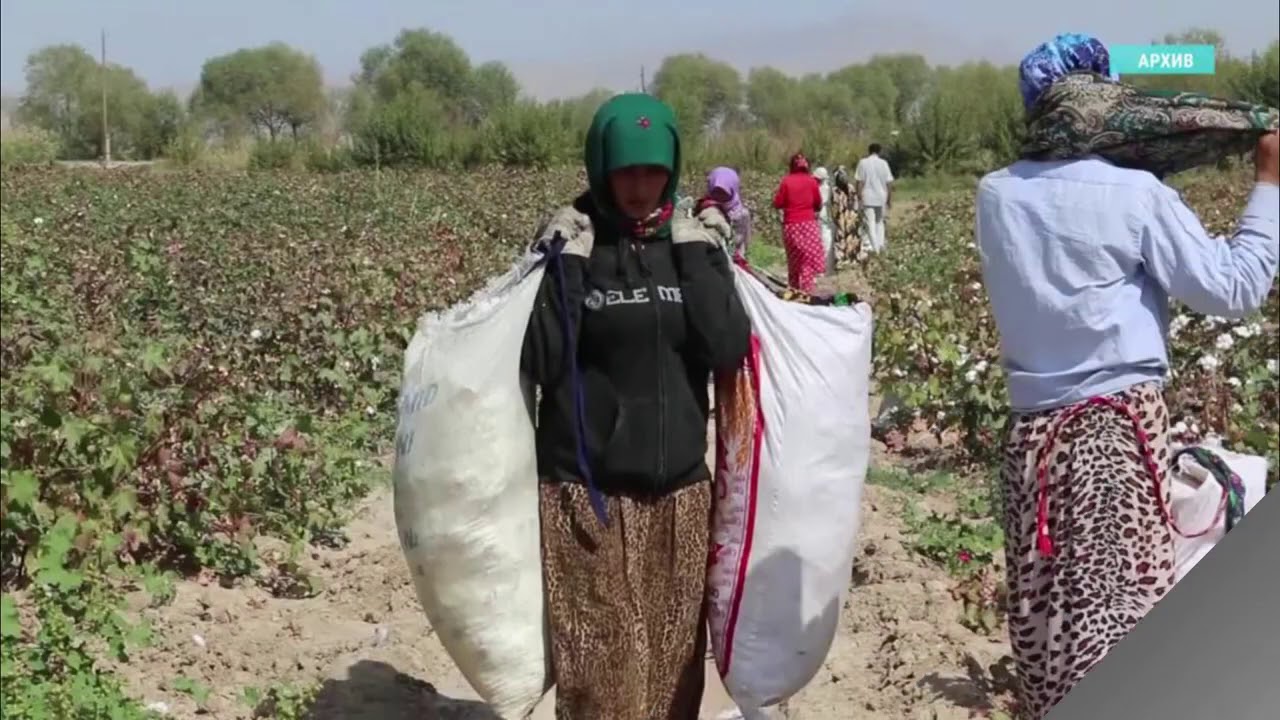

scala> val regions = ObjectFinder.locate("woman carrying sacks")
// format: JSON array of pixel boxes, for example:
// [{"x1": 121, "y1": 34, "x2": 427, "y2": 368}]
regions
[
  {"x1": 520, "y1": 93, "x2": 752, "y2": 720},
  {"x1": 975, "y1": 33, "x2": 1280, "y2": 720}
]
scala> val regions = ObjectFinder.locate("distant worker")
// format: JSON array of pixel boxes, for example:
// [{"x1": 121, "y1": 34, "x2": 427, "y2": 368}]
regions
[
  {"x1": 772, "y1": 152, "x2": 824, "y2": 292},
  {"x1": 854, "y1": 143, "x2": 894, "y2": 253},
  {"x1": 699, "y1": 166, "x2": 753, "y2": 262},
  {"x1": 830, "y1": 165, "x2": 861, "y2": 265},
  {"x1": 813, "y1": 166, "x2": 836, "y2": 273}
]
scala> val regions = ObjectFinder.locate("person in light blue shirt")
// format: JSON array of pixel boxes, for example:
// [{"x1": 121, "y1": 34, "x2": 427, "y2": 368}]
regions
[{"x1": 975, "y1": 32, "x2": 1280, "y2": 720}]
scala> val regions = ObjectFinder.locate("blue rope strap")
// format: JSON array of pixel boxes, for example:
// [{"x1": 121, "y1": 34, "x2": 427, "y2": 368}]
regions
[{"x1": 543, "y1": 234, "x2": 610, "y2": 527}]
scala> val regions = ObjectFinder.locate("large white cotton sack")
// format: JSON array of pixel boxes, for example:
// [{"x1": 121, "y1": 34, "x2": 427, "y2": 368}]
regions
[
  {"x1": 707, "y1": 264, "x2": 873, "y2": 713},
  {"x1": 1169, "y1": 440, "x2": 1269, "y2": 583},
  {"x1": 392, "y1": 252, "x2": 549, "y2": 720}
]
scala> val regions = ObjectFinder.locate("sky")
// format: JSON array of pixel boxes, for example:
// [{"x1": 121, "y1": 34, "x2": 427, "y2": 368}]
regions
[{"x1": 1, "y1": 0, "x2": 1277, "y2": 100}]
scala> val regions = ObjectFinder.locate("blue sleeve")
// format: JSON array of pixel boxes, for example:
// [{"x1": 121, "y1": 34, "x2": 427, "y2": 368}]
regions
[{"x1": 1138, "y1": 183, "x2": 1280, "y2": 318}]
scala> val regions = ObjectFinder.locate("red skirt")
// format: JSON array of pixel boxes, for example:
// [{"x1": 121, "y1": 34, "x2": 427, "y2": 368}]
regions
[{"x1": 782, "y1": 220, "x2": 824, "y2": 293}]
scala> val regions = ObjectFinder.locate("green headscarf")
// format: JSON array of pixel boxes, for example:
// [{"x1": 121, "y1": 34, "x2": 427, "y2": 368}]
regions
[{"x1": 583, "y1": 93, "x2": 682, "y2": 236}]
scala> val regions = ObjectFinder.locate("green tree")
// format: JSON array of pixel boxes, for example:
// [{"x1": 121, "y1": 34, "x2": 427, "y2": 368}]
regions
[
  {"x1": 1158, "y1": 28, "x2": 1227, "y2": 51},
  {"x1": 865, "y1": 54, "x2": 932, "y2": 124},
  {"x1": 1232, "y1": 41, "x2": 1280, "y2": 107},
  {"x1": 357, "y1": 28, "x2": 473, "y2": 108},
  {"x1": 745, "y1": 67, "x2": 801, "y2": 132},
  {"x1": 135, "y1": 90, "x2": 184, "y2": 159},
  {"x1": 953, "y1": 62, "x2": 1023, "y2": 167},
  {"x1": 350, "y1": 85, "x2": 453, "y2": 167},
  {"x1": 16, "y1": 44, "x2": 170, "y2": 159},
  {"x1": 480, "y1": 101, "x2": 575, "y2": 168},
  {"x1": 466, "y1": 61, "x2": 520, "y2": 125},
  {"x1": 192, "y1": 43, "x2": 326, "y2": 140},
  {"x1": 897, "y1": 67, "x2": 979, "y2": 175},
  {"x1": 795, "y1": 74, "x2": 856, "y2": 131},
  {"x1": 544, "y1": 89, "x2": 616, "y2": 138},
  {"x1": 15, "y1": 45, "x2": 94, "y2": 149},
  {"x1": 651, "y1": 53, "x2": 743, "y2": 139},
  {"x1": 828, "y1": 64, "x2": 899, "y2": 136}
]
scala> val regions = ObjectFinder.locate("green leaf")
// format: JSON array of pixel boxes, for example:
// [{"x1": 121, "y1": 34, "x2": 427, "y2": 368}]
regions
[
  {"x1": 60, "y1": 416, "x2": 94, "y2": 448},
  {"x1": 124, "y1": 618, "x2": 152, "y2": 647},
  {"x1": 34, "y1": 561, "x2": 83, "y2": 591},
  {"x1": 1245, "y1": 428, "x2": 1274, "y2": 452},
  {"x1": 34, "y1": 363, "x2": 73, "y2": 392},
  {"x1": 38, "y1": 405, "x2": 61, "y2": 429},
  {"x1": 173, "y1": 676, "x2": 211, "y2": 705},
  {"x1": 101, "y1": 531, "x2": 124, "y2": 556},
  {"x1": 241, "y1": 686, "x2": 263, "y2": 708},
  {"x1": 4, "y1": 470, "x2": 40, "y2": 508},
  {"x1": 110, "y1": 489, "x2": 138, "y2": 516},
  {"x1": 0, "y1": 594, "x2": 21, "y2": 639},
  {"x1": 33, "y1": 514, "x2": 84, "y2": 590},
  {"x1": 106, "y1": 437, "x2": 138, "y2": 477},
  {"x1": 140, "y1": 342, "x2": 167, "y2": 373},
  {"x1": 251, "y1": 447, "x2": 278, "y2": 477}
]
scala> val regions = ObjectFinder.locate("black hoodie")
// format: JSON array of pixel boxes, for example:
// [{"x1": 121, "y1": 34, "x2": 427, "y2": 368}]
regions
[{"x1": 520, "y1": 197, "x2": 752, "y2": 498}]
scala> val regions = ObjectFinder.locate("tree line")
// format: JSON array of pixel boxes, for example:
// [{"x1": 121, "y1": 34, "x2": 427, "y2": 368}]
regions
[{"x1": 8, "y1": 27, "x2": 1279, "y2": 175}]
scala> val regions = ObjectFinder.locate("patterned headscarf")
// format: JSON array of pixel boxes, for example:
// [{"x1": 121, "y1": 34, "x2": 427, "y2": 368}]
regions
[
  {"x1": 1018, "y1": 33, "x2": 1118, "y2": 112},
  {"x1": 789, "y1": 153, "x2": 810, "y2": 173},
  {"x1": 1022, "y1": 72, "x2": 1279, "y2": 177}
]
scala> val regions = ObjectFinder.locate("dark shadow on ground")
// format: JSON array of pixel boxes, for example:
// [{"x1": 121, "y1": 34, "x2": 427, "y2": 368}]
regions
[
  {"x1": 294, "y1": 660, "x2": 499, "y2": 720},
  {"x1": 917, "y1": 653, "x2": 1018, "y2": 712}
]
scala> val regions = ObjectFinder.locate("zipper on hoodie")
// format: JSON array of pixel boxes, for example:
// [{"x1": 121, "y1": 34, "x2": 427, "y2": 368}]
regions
[{"x1": 635, "y1": 239, "x2": 666, "y2": 483}]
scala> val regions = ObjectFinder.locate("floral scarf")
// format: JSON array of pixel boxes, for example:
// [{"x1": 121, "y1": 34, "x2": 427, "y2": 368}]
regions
[
  {"x1": 627, "y1": 202, "x2": 675, "y2": 239},
  {"x1": 1022, "y1": 72, "x2": 1279, "y2": 177}
]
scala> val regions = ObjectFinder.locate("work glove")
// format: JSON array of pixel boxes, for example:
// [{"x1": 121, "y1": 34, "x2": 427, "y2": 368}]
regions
[
  {"x1": 531, "y1": 205, "x2": 594, "y2": 258},
  {"x1": 672, "y1": 206, "x2": 732, "y2": 247}
]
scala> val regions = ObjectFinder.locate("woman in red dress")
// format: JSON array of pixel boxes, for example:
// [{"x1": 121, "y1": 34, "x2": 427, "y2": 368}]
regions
[{"x1": 772, "y1": 153, "x2": 825, "y2": 292}]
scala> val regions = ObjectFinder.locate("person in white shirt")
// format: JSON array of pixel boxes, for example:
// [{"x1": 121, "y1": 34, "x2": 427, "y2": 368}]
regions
[{"x1": 854, "y1": 143, "x2": 894, "y2": 253}]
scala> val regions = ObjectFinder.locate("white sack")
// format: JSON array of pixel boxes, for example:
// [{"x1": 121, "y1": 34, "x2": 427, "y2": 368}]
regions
[
  {"x1": 1169, "y1": 440, "x2": 1268, "y2": 583},
  {"x1": 392, "y1": 251, "x2": 549, "y2": 720},
  {"x1": 707, "y1": 264, "x2": 873, "y2": 713}
]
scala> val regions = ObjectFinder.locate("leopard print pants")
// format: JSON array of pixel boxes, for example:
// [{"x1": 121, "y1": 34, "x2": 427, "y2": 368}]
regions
[
  {"x1": 1001, "y1": 382, "x2": 1175, "y2": 720},
  {"x1": 540, "y1": 480, "x2": 712, "y2": 720}
]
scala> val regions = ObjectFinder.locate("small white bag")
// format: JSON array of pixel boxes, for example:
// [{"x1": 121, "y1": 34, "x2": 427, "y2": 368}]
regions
[{"x1": 1168, "y1": 440, "x2": 1268, "y2": 583}]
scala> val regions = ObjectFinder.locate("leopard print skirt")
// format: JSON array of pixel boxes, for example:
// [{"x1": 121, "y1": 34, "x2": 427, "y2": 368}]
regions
[
  {"x1": 1001, "y1": 382, "x2": 1176, "y2": 720},
  {"x1": 539, "y1": 480, "x2": 712, "y2": 720}
]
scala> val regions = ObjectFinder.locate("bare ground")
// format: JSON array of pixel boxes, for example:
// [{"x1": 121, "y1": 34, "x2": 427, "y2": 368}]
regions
[{"x1": 111, "y1": 447, "x2": 1015, "y2": 719}]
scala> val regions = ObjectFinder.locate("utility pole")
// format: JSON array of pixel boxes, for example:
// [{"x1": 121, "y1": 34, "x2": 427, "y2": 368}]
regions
[
  {"x1": 640, "y1": 66, "x2": 647, "y2": 94},
  {"x1": 100, "y1": 29, "x2": 111, "y2": 165}
]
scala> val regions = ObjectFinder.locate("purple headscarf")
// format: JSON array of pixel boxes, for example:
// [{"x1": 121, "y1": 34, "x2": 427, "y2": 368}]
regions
[
  {"x1": 706, "y1": 166, "x2": 743, "y2": 212},
  {"x1": 1018, "y1": 33, "x2": 1119, "y2": 112}
]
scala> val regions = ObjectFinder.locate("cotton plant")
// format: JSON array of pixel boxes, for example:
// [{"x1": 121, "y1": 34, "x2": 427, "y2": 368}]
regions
[
  {"x1": 867, "y1": 174, "x2": 1277, "y2": 482},
  {"x1": 1163, "y1": 302, "x2": 1279, "y2": 486}
]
